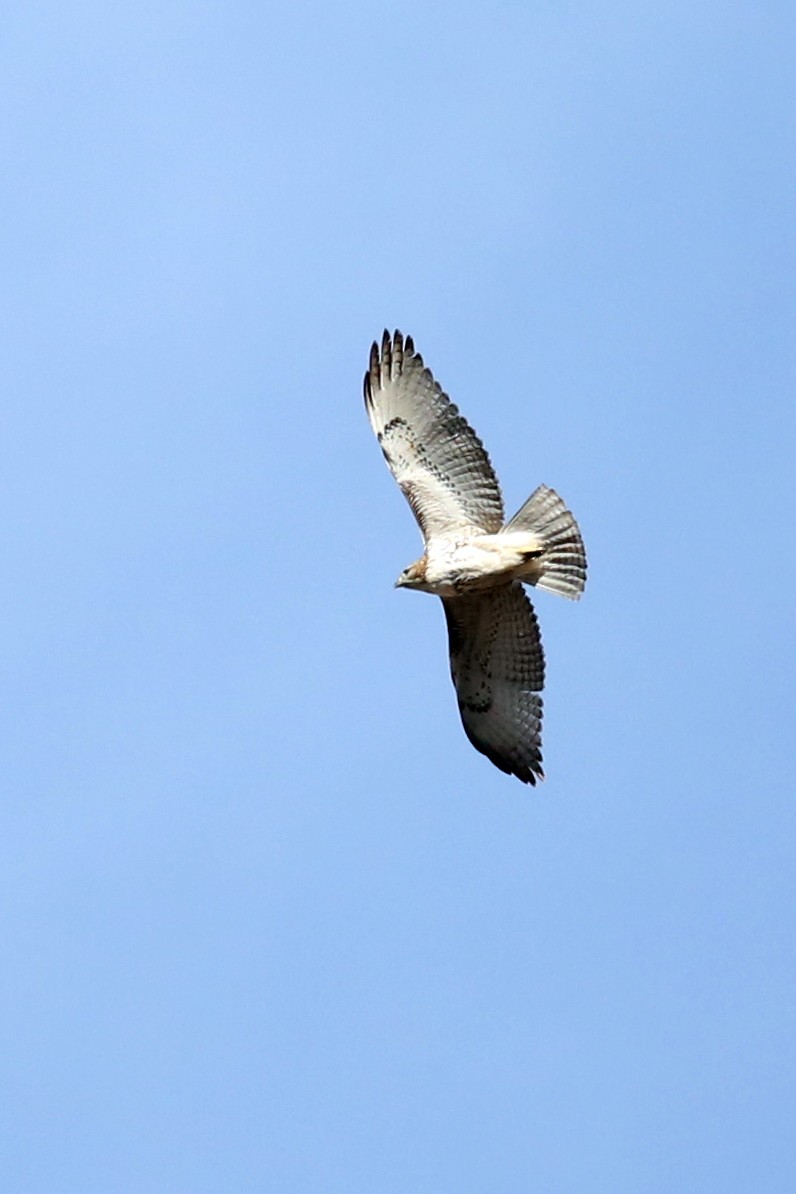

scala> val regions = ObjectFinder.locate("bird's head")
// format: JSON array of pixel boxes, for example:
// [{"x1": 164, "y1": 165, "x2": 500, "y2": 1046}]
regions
[{"x1": 395, "y1": 559, "x2": 427, "y2": 591}]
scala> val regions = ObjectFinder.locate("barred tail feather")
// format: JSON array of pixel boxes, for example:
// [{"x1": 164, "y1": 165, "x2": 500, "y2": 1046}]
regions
[{"x1": 503, "y1": 485, "x2": 587, "y2": 600}]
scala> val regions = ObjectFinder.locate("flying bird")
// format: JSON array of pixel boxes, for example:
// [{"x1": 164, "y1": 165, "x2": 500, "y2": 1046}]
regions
[{"x1": 364, "y1": 330, "x2": 587, "y2": 785}]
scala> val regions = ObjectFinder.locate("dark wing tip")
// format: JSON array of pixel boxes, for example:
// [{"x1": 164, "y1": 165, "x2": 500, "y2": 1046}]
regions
[
  {"x1": 470, "y1": 732, "x2": 545, "y2": 786},
  {"x1": 518, "y1": 758, "x2": 545, "y2": 786},
  {"x1": 363, "y1": 339, "x2": 379, "y2": 411},
  {"x1": 496, "y1": 750, "x2": 545, "y2": 786},
  {"x1": 365, "y1": 330, "x2": 420, "y2": 403},
  {"x1": 456, "y1": 696, "x2": 545, "y2": 787},
  {"x1": 380, "y1": 329, "x2": 402, "y2": 377}
]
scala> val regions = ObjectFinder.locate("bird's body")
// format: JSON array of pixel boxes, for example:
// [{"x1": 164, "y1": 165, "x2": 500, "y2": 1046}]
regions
[
  {"x1": 399, "y1": 530, "x2": 546, "y2": 597},
  {"x1": 364, "y1": 330, "x2": 586, "y2": 785}
]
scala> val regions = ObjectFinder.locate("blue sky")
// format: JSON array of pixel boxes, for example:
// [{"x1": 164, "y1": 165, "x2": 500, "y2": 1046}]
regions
[{"x1": 3, "y1": 2, "x2": 795, "y2": 1190}]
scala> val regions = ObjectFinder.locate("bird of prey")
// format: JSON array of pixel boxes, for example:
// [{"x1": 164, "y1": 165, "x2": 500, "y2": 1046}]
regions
[{"x1": 364, "y1": 330, "x2": 586, "y2": 785}]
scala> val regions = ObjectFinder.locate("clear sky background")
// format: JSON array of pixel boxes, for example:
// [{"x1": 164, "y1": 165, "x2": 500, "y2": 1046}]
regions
[{"x1": 3, "y1": 2, "x2": 795, "y2": 1191}]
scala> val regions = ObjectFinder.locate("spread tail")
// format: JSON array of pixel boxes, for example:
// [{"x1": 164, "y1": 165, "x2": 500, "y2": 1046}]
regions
[{"x1": 502, "y1": 485, "x2": 587, "y2": 600}]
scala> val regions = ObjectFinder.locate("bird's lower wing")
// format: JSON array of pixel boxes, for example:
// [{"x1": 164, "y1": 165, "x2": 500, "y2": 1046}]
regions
[{"x1": 442, "y1": 583, "x2": 545, "y2": 785}]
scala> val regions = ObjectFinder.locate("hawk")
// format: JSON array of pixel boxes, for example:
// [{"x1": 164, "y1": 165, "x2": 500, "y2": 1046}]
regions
[{"x1": 364, "y1": 330, "x2": 587, "y2": 785}]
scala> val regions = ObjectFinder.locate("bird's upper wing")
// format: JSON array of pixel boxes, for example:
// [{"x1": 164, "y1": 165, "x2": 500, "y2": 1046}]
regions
[
  {"x1": 364, "y1": 330, "x2": 504, "y2": 540},
  {"x1": 442, "y1": 583, "x2": 545, "y2": 785}
]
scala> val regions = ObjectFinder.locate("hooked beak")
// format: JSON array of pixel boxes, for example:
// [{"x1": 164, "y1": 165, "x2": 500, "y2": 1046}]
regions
[{"x1": 395, "y1": 562, "x2": 424, "y2": 590}]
